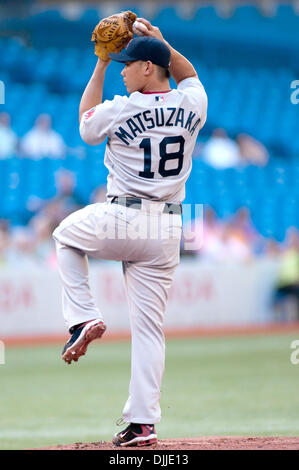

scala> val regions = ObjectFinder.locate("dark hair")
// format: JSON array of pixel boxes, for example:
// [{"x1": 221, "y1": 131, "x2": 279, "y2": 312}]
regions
[{"x1": 157, "y1": 65, "x2": 171, "y2": 80}]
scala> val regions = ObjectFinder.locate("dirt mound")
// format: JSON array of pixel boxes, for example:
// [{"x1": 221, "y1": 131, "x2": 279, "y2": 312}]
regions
[{"x1": 38, "y1": 436, "x2": 299, "y2": 450}]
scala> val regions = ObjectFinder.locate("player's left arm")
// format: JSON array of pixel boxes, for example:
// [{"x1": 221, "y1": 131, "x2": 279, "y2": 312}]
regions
[
  {"x1": 79, "y1": 58, "x2": 111, "y2": 123},
  {"x1": 135, "y1": 18, "x2": 197, "y2": 85}
]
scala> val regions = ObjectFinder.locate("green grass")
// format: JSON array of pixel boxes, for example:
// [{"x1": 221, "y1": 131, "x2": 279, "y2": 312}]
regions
[{"x1": 1, "y1": 333, "x2": 299, "y2": 449}]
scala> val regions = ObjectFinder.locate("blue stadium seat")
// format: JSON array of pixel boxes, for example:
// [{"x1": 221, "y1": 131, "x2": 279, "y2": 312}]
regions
[
  {"x1": 80, "y1": 8, "x2": 100, "y2": 24},
  {"x1": 232, "y1": 5, "x2": 263, "y2": 23}
]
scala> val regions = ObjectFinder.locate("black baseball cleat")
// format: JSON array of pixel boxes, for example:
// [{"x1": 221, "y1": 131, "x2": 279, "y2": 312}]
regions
[
  {"x1": 62, "y1": 319, "x2": 106, "y2": 364},
  {"x1": 112, "y1": 423, "x2": 157, "y2": 447}
]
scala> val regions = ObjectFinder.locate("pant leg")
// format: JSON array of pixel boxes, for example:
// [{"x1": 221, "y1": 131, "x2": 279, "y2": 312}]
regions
[
  {"x1": 52, "y1": 202, "x2": 120, "y2": 330},
  {"x1": 54, "y1": 241, "x2": 103, "y2": 330},
  {"x1": 121, "y1": 261, "x2": 178, "y2": 425}
]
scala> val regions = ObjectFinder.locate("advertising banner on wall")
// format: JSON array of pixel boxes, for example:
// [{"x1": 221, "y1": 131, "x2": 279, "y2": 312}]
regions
[{"x1": 0, "y1": 259, "x2": 280, "y2": 339}]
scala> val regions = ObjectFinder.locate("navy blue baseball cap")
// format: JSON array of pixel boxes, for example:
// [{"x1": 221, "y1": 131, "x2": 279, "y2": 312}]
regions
[{"x1": 109, "y1": 36, "x2": 171, "y2": 68}]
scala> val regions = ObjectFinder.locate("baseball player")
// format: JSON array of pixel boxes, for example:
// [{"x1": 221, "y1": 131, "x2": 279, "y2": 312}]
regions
[{"x1": 53, "y1": 16, "x2": 207, "y2": 447}]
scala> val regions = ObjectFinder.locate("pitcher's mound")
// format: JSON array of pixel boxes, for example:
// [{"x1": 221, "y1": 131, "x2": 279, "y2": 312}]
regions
[{"x1": 39, "y1": 436, "x2": 299, "y2": 450}]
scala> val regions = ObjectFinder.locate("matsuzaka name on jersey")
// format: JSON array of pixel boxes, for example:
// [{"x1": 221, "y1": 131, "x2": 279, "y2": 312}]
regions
[{"x1": 114, "y1": 106, "x2": 201, "y2": 145}]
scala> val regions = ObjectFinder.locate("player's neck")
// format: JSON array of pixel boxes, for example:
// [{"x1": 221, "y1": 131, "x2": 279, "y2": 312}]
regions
[{"x1": 140, "y1": 79, "x2": 171, "y2": 94}]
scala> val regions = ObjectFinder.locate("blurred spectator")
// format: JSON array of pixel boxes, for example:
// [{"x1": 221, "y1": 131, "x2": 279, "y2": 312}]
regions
[
  {"x1": 21, "y1": 114, "x2": 66, "y2": 159},
  {"x1": 90, "y1": 184, "x2": 107, "y2": 204},
  {"x1": 273, "y1": 228, "x2": 299, "y2": 322},
  {"x1": 203, "y1": 206, "x2": 221, "y2": 238},
  {"x1": 50, "y1": 169, "x2": 84, "y2": 223},
  {"x1": 0, "y1": 219, "x2": 10, "y2": 264},
  {"x1": 237, "y1": 133, "x2": 269, "y2": 167},
  {"x1": 200, "y1": 220, "x2": 252, "y2": 262},
  {"x1": 264, "y1": 238, "x2": 282, "y2": 259},
  {"x1": 198, "y1": 206, "x2": 222, "y2": 255},
  {"x1": 5, "y1": 227, "x2": 37, "y2": 266},
  {"x1": 24, "y1": 168, "x2": 84, "y2": 252},
  {"x1": 230, "y1": 207, "x2": 263, "y2": 255},
  {"x1": 0, "y1": 112, "x2": 18, "y2": 158},
  {"x1": 182, "y1": 206, "x2": 253, "y2": 262},
  {"x1": 29, "y1": 214, "x2": 56, "y2": 263},
  {"x1": 202, "y1": 128, "x2": 241, "y2": 169},
  {"x1": 29, "y1": 169, "x2": 84, "y2": 228},
  {"x1": 181, "y1": 206, "x2": 218, "y2": 256}
]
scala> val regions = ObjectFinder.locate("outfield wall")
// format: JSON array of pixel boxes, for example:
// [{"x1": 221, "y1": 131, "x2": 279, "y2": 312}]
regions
[{"x1": 0, "y1": 258, "x2": 280, "y2": 340}]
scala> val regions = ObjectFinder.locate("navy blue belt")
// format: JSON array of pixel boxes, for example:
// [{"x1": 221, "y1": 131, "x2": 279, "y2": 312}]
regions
[{"x1": 111, "y1": 197, "x2": 182, "y2": 215}]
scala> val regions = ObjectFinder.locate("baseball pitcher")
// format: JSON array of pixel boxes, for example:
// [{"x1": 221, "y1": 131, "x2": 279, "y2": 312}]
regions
[{"x1": 53, "y1": 13, "x2": 207, "y2": 447}]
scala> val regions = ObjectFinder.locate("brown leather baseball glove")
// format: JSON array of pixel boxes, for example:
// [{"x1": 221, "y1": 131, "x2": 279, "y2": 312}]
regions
[{"x1": 91, "y1": 11, "x2": 137, "y2": 61}]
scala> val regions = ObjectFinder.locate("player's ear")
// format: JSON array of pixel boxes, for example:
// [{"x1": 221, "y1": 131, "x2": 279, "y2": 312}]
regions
[{"x1": 144, "y1": 61, "x2": 154, "y2": 76}]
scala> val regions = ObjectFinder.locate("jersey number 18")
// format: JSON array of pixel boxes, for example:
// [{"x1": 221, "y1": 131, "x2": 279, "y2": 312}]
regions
[{"x1": 139, "y1": 136, "x2": 185, "y2": 179}]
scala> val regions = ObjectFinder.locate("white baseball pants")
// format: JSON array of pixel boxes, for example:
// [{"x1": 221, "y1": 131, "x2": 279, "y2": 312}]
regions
[{"x1": 52, "y1": 199, "x2": 182, "y2": 425}]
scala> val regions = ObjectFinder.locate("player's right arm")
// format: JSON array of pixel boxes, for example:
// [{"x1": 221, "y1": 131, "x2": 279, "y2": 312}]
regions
[
  {"x1": 79, "y1": 52, "x2": 128, "y2": 146},
  {"x1": 135, "y1": 18, "x2": 197, "y2": 85},
  {"x1": 79, "y1": 58, "x2": 110, "y2": 123}
]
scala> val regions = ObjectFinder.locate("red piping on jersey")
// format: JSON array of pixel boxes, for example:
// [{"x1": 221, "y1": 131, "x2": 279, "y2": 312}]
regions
[{"x1": 142, "y1": 90, "x2": 172, "y2": 94}]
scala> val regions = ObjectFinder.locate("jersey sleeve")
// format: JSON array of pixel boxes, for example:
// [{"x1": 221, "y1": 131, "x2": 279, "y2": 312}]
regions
[
  {"x1": 79, "y1": 95, "x2": 128, "y2": 146},
  {"x1": 177, "y1": 77, "x2": 208, "y2": 125}
]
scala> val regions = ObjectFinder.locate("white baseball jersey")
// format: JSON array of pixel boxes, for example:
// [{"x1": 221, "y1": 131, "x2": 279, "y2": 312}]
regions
[{"x1": 80, "y1": 77, "x2": 207, "y2": 203}]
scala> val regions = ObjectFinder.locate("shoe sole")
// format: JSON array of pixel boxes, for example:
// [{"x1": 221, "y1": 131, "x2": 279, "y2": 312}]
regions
[
  {"x1": 62, "y1": 321, "x2": 106, "y2": 364},
  {"x1": 113, "y1": 435, "x2": 158, "y2": 447}
]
